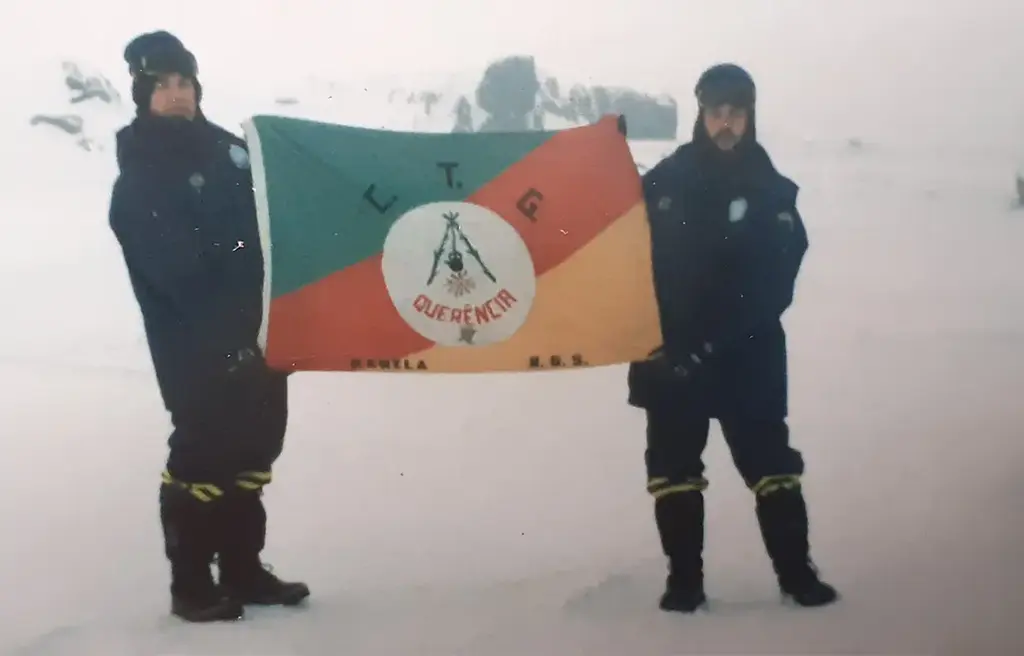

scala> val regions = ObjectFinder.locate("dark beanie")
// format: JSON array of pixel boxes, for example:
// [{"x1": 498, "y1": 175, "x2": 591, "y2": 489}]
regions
[
  {"x1": 123, "y1": 30, "x2": 202, "y2": 113},
  {"x1": 694, "y1": 63, "x2": 755, "y2": 110}
]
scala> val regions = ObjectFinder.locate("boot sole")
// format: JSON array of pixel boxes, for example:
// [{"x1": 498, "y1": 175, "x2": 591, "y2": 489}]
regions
[
  {"x1": 658, "y1": 593, "x2": 837, "y2": 614},
  {"x1": 659, "y1": 602, "x2": 709, "y2": 614},
  {"x1": 240, "y1": 586, "x2": 310, "y2": 607},
  {"x1": 659, "y1": 593, "x2": 708, "y2": 614},
  {"x1": 172, "y1": 604, "x2": 245, "y2": 622},
  {"x1": 781, "y1": 590, "x2": 840, "y2": 608}
]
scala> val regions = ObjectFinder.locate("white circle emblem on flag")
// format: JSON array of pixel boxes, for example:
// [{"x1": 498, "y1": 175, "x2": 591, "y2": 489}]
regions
[{"x1": 381, "y1": 201, "x2": 537, "y2": 347}]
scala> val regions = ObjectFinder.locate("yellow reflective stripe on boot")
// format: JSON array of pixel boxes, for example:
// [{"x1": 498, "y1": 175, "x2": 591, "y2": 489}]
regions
[
  {"x1": 750, "y1": 474, "x2": 801, "y2": 497},
  {"x1": 235, "y1": 470, "x2": 272, "y2": 491},
  {"x1": 648, "y1": 476, "x2": 708, "y2": 499},
  {"x1": 161, "y1": 470, "x2": 225, "y2": 502}
]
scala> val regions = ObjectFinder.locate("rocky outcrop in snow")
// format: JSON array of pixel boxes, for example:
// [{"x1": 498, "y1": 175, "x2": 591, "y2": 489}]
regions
[
  {"x1": 63, "y1": 62, "x2": 120, "y2": 105},
  {"x1": 463, "y1": 55, "x2": 677, "y2": 139},
  {"x1": 30, "y1": 114, "x2": 84, "y2": 135},
  {"x1": 280, "y1": 55, "x2": 678, "y2": 139},
  {"x1": 29, "y1": 61, "x2": 126, "y2": 152}
]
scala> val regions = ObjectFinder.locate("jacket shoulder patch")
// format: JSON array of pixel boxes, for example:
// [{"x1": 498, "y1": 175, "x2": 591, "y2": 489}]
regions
[
  {"x1": 728, "y1": 197, "x2": 748, "y2": 222},
  {"x1": 228, "y1": 143, "x2": 250, "y2": 170}
]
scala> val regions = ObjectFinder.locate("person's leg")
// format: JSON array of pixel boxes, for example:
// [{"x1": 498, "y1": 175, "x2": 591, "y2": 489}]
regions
[
  {"x1": 644, "y1": 405, "x2": 711, "y2": 612},
  {"x1": 160, "y1": 372, "x2": 288, "y2": 620},
  {"x1": 213, "y1": 373, "x2": 310, "y2": 606},
  {"x1": 719, "y1": 416, "x2": 837, "y2": 607},
  {"x1": 161, "y1": 401, "x2": 247, "y2": 622},
  {"x1": 158, "y1": 481, "x2": 243, "y2": 621}
]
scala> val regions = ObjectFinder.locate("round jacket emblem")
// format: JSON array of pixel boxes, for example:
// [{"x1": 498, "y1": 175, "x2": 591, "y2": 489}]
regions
[{"x1": 229, "y1": 143, "x2": 250, "y2": 170}]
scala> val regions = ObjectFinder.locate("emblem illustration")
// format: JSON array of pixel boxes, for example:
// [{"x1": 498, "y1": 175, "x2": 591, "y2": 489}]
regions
[
  {"x1": 381, "y1": 201, "x2": 537, "y2": 347},
  {"x1": 426, "y1": 210, "x2": 496, "y2": 298}
]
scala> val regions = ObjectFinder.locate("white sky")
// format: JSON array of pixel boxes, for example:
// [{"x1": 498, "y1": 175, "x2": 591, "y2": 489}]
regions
[{"x1": 5, "y1": 0, "x2": 1023, "y2": 149}]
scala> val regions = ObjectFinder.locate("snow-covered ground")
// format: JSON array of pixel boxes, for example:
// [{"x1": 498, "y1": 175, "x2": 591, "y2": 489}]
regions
[{"x1": 2, "y1": 85, "x2": 1024, "y2": 655}]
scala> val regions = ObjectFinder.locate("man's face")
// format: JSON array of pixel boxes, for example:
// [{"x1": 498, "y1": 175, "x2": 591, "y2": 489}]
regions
[
  {"x1": 702, "y1": 103, "x2": 748, "y2": 151},
  {"x1": 150, "y1": 73, "x2": 196, "y2": 120}
]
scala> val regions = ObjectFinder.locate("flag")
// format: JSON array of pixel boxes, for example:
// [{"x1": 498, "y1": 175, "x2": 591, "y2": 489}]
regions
[{"x1": 242, "y1": 114, "x2": 662, "y2": 373}]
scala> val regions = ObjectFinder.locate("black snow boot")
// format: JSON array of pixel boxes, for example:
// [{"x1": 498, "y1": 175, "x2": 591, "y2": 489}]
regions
[
  {"x1": 160, "y1": 484, "x2": 244, "y2": 622},
  {"x1": 754, "y1": 485, "x2": 838, "y2": 607},
  {"x1": 217, "y1": 492, "x2": 310, "y2": 606},
  {"x1": 654, "y1": 489, "x2": 707, "y2": 613},
  {"x1": 170, "y1": 562, "x2": 246, "y2": 622},
  {"x1": 221, "y1": 561, "x2": 311, "y2": 606}
]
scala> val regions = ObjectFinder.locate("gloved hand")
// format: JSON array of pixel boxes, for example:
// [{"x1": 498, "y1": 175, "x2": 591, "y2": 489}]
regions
[
  {"x1": 226, "y1": 346, "x2": 294, "y2": 380},
  {"x1": 672, "y1": 342, "x2": 715, "y2": 378},
  {"x1": 226, "y1": 346, "x2": 266, "y2": 376},
  {"x1": 641, "y1": 342, "x2": 714, "y2": 382},
  {"x1": 231, "y1": 346, "x2": 295, "y2": 378}
]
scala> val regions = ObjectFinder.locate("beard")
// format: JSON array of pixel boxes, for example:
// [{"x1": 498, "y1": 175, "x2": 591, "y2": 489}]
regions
[
  {"x1": 165, "y1": 106, "x2": 194, "y2": 120},
  {"x1": 712, "y1": 128, "x2": 740, "y2": 150},
  {"x1": 154, "y1": 100, "x2": 196, "y2": 121}
]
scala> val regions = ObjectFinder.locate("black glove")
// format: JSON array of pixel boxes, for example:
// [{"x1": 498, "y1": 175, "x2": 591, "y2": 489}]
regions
[
  {"x1": 225, "y1": 346, "x2": 295, "y2": 381},
  {"x1": 640, "y1": 342, "x2": 714, "y2": 382},
  {"x1": 673, "y1": 342, "x2": 715, "y2": 378},
  {"x1": 226, "y1": 346, "x2": 265, "y2": 376}
]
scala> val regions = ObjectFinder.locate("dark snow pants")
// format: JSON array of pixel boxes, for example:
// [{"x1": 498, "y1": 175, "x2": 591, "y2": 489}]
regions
[
  {"x1": 164, "y1": 371, "x2": 289, "y2": 490},
  {"x1": 159, "y1": 372, "x2": 288, "y2": 576},
  {"x1": 644, "y1": 405, "x2": 805, "y2": 499}
]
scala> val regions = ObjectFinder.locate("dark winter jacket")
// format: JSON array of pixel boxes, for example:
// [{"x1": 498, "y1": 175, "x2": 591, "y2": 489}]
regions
[
  {"x1": 109, "y1": 114, "x2": 269, "y2": 414},
  {"x1": 627, "y1": 139, "x2": 809, "y2": 420}
]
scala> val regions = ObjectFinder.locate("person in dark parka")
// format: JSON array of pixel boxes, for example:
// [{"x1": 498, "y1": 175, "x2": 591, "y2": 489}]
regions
[
  {"x1": 109, "y1": 31, "x2": 309, "y2": 622},
  {"x1": 628, "y1": 63, "x2": 837, "y2": 613}
]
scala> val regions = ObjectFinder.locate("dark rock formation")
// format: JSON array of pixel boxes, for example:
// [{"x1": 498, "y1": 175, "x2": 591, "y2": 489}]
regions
[
  {"x1": 389, "y1": 89, "x2": 444, "y2": 118},
  {"x1": 61, "y1": 62, "x2": 120, "y2": 105},
  {"x1": 465, "y1": 55, "x2": 677, "y2": 139},
  {"x1": 29, "y1": 61, "x2": 123, "y2": 152},
  {"x1": 30, "y1": 114, "x2": 83, "y2": 135},
  {"x1": 452, "y1": 97, "x2": 473, "y2": 133},
  {"x1": 475, "y1": 56, "x2": 541, "y2": 133}
]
